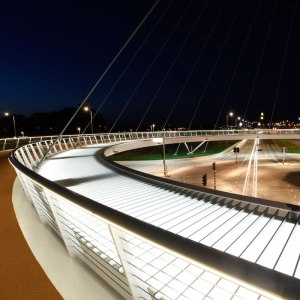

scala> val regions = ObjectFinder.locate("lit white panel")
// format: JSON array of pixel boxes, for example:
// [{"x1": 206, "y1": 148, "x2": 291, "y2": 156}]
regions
[
  {"x1": 147, "y1": 277, "x2": 164, "y2": 290},
  {"x1": 217, "y1": 278, "x2": 238, "y2": 294},
  {"x1": 112, "y1": 194, "x2": 175, "y2": 215},
  {"x1": 189, "y1": 208, "x2": 238, "y2": 242},
  {"x1": 200, "y1": 271, "x2": 220, "y2": 284},
  {"x1": 257, "y1": 221, "x2": 294, "y2": 269},
  {"x1": 214, "y1": 214, "x2": 258, "y2": 252},
  {"x1": 202, "y1": 211, "x2": 248, "y2": 247},
  {"x1": 140, "y1": 252, "x2": 157, "y2": 263},
  {"x1": 142, "y1": 196, "x2": 196, "y2": 223},
  {"x1": 153, "y1": 271, "x2": 172, "y2": 285},
  {"x1": 151, "y1": 257, "x2": 170, "y2": 269},
  {"x1": 176, "y1": 270, "x2": 197, "y2": 285},
  {"x1": 241, "y1": 218, "x2": 281, "y2": 262},
  {"x1": 177, "y1": 205, "x2": 223, "y2": 238},
  {"x1": 157, "y1": 201, "x2": 205, "y2": 229},
  {"x1": 168, "y1": 279, "x2": 187, "y2": 293},
  {"x1": 209, "y1": 286, "x2": 232, "y2": 300},
  {"x1": 126, "y1": 193, "x2": 180, "y2": 217},
  {"x1": 235, "y1": 286, "x2": 259, "y2": 300},
  {"x1": 191, "y1": 278, "x2": 213, "y2": 295},
  {"x1": 163, "y1": 263, "x2": 182, "y2": 277},
  {"x1": 226, "y1": 216, "x2": 269, "y2": 257},
  {"x1": 110, "y1": 188, "x2": 168, "y2": 208},
  {"x1": 181, "y1": 287, "x2": 204, "y2": 300},
  {"x1": 163, "y1": 201, "x2": 207, "y2": 230},
  {"x1": 185, "y1": 265, "x2": 204, "y2": 277},
  {"x1": 146, "y1": 199, "x2": 199, "y2": 225},
  {"x1": 275, "y1": 224, "x2": 300, "y2": 276}
]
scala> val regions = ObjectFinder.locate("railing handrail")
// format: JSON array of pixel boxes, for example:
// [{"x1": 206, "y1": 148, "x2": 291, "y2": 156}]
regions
[
  {"x1": 8, "y1": 138, "x2": 300, "y2": 298},
  {"x1": 2, "y1": 128, "x2": 300, "y2": 152}
]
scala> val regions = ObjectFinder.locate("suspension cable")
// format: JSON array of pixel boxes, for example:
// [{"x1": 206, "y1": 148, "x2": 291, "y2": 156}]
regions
[
  {"x1": 37, "y1": 0, "x2": 161, "y2": 169},
  {"x1": 135, "y1": 0, "x2": 209, "y2": 132},
  {"x1": 109, "y1": 0, "x2": 195, "y2": 133},
  {"x1": 269, "y1": 0, "x2": 298, "y2": 127},
  {"x1": 213, "y1": 0, "x2": 262, "y2": 129},
  {"x1": 242, "y1": 0, "x2": 279, "y2": 123},
  {"x1": 81, "y1": 0, "x2": 175, "y2": 135},
  {"x1": 160, "y1": 0, "x2": 229, "y2": 131},
  {"x1": 187, "y1": 0, "x2": 244, "y2": 130}
]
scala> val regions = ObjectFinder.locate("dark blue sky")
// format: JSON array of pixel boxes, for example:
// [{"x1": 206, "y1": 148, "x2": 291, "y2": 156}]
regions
[{"x1": 1, "y1": 0, "x2": 299, "y2": 130}]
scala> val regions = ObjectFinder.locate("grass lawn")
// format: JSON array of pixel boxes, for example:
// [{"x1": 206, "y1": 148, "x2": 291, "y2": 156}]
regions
[
  {"x1": 111, "y1": 140, "x2": 237, "y2": 161},
  {"x1": 273, "y1": 139, "x2": 300, "y2": 153}
]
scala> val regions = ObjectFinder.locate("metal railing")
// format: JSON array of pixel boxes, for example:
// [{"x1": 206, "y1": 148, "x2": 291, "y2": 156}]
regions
[
  {"x1": 8, "y1": 132, "x2": 300, "y2": 299},
  {"x1": 2, "y1": 128, "x2": 300, "y2": 152}
]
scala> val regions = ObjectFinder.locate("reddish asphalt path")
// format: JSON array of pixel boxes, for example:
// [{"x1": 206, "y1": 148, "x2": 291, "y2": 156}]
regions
[{"x1": 0, "y1": 151, "x2": 61, "y2": 299}]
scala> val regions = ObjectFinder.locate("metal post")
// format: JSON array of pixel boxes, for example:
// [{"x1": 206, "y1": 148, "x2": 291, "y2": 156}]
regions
[
  {"x1": 12, "y1": 115, "x2": 16, "y2": 137},
  {"x1": 212, "y1": 162, "x2": 216, "y2": 190},
  {"x1": 90, "y1": 110, "x2": 94, "y2": 135},
  {"x1": 163, "y1": 137, "x2": 168, "y2": 176}
]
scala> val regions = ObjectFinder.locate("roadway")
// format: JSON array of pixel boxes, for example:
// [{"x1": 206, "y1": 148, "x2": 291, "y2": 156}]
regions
[{"x1": 118, "y1": 139, "x2": 300, "y2": 205}]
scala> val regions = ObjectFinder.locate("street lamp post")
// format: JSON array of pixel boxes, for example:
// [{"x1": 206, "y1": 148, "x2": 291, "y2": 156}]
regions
[
  {"x1": 260, "y1": 112, "x2": 264, "y2": 127},
  {"x1": 150, "y1": 124, "x2": 155, "y2": 132},
  {"x1": 226, "y1": 112, "x2": 234, "y2": 129},
  {"x1": 4, "y1": 112, "x2": 17, "y2": 137},
  {"x1": 83, "y1": 106, "x2": 93, "y2": 134},
  {"x1": 162, "y1": 137, "x2": 168, "y2": 176},
  {"x1": 77, "y1": 127, "x2": 81, "y2": 135}
]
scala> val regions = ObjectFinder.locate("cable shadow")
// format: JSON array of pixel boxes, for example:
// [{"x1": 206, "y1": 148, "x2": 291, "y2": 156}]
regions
[{"x1": 54, "y1": 172, "x2": 117, "y2": 187}]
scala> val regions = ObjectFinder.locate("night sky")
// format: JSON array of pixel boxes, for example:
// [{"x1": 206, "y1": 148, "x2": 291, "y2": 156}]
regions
[{"x1": 1, "y1": 0, "x2": 299, "y2": 131}]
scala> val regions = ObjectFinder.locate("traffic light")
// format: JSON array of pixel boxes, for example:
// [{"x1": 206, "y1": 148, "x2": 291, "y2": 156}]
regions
[
  {"x1": 234, "y1": 147, "x2": 239, "y2": 153},
  {"x1": 202, "y1": 173, "x2": 207, "y2": 187},
  {"x1": 212, "y1": 162, "x2": 216, "y2": 170}
]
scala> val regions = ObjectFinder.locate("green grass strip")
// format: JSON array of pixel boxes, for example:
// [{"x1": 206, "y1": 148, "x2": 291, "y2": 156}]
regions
[
  {"x1": 111, "y1": 141, "x2": 236, "y2": 161},
  {"x1": 273, "y1": 139, "x2": 300, "y2": 153}
]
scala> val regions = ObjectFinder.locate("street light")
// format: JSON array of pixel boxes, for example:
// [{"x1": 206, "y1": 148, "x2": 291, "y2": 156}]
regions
[
  {"x1": 83, "y1": 106, "x2": 93, "y2": 134},
  {"x1": 226, "y1": 112, "x2": 234, "y2": 128},
  {"x1": 4, "y1": 112, "x2": 16, "y2": 137},
  {"x1": 77, "y1": 127, "x2": 81, "y2": 135},
  {"x1": 236, "y1": 116, "x2": 241, "y2": 128},
  {"x1": 150, "y1": 124, "x2": 155, "y2": 132}
]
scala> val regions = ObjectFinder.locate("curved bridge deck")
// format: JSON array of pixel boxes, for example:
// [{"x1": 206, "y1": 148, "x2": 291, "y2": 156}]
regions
[{"x1": 36, "y1": 144, "x2": 300, "y2": 299}]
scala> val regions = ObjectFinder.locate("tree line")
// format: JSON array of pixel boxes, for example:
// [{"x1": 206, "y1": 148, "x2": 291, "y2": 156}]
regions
[{"x1": 0, "y1": 107, "x2": 105, "y2": 138}]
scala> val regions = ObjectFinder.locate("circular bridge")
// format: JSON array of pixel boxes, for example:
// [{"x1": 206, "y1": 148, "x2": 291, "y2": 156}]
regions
[{"x1": 8, "y1": 129, "x2": 300, "y2": 300}]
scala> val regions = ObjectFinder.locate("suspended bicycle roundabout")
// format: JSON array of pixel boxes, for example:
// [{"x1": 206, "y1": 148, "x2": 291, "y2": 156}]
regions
[{"x1": 8, "y1": 129, "x2": 300, "y2": 300}]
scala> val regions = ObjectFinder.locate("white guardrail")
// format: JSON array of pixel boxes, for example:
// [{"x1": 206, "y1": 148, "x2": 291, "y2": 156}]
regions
[
  {"x1": 2, "y1": 128, "x2": 300, "y2": 151},
  {"x1": 7, "y1": 130, "x2": 300, "y2": 300}
]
